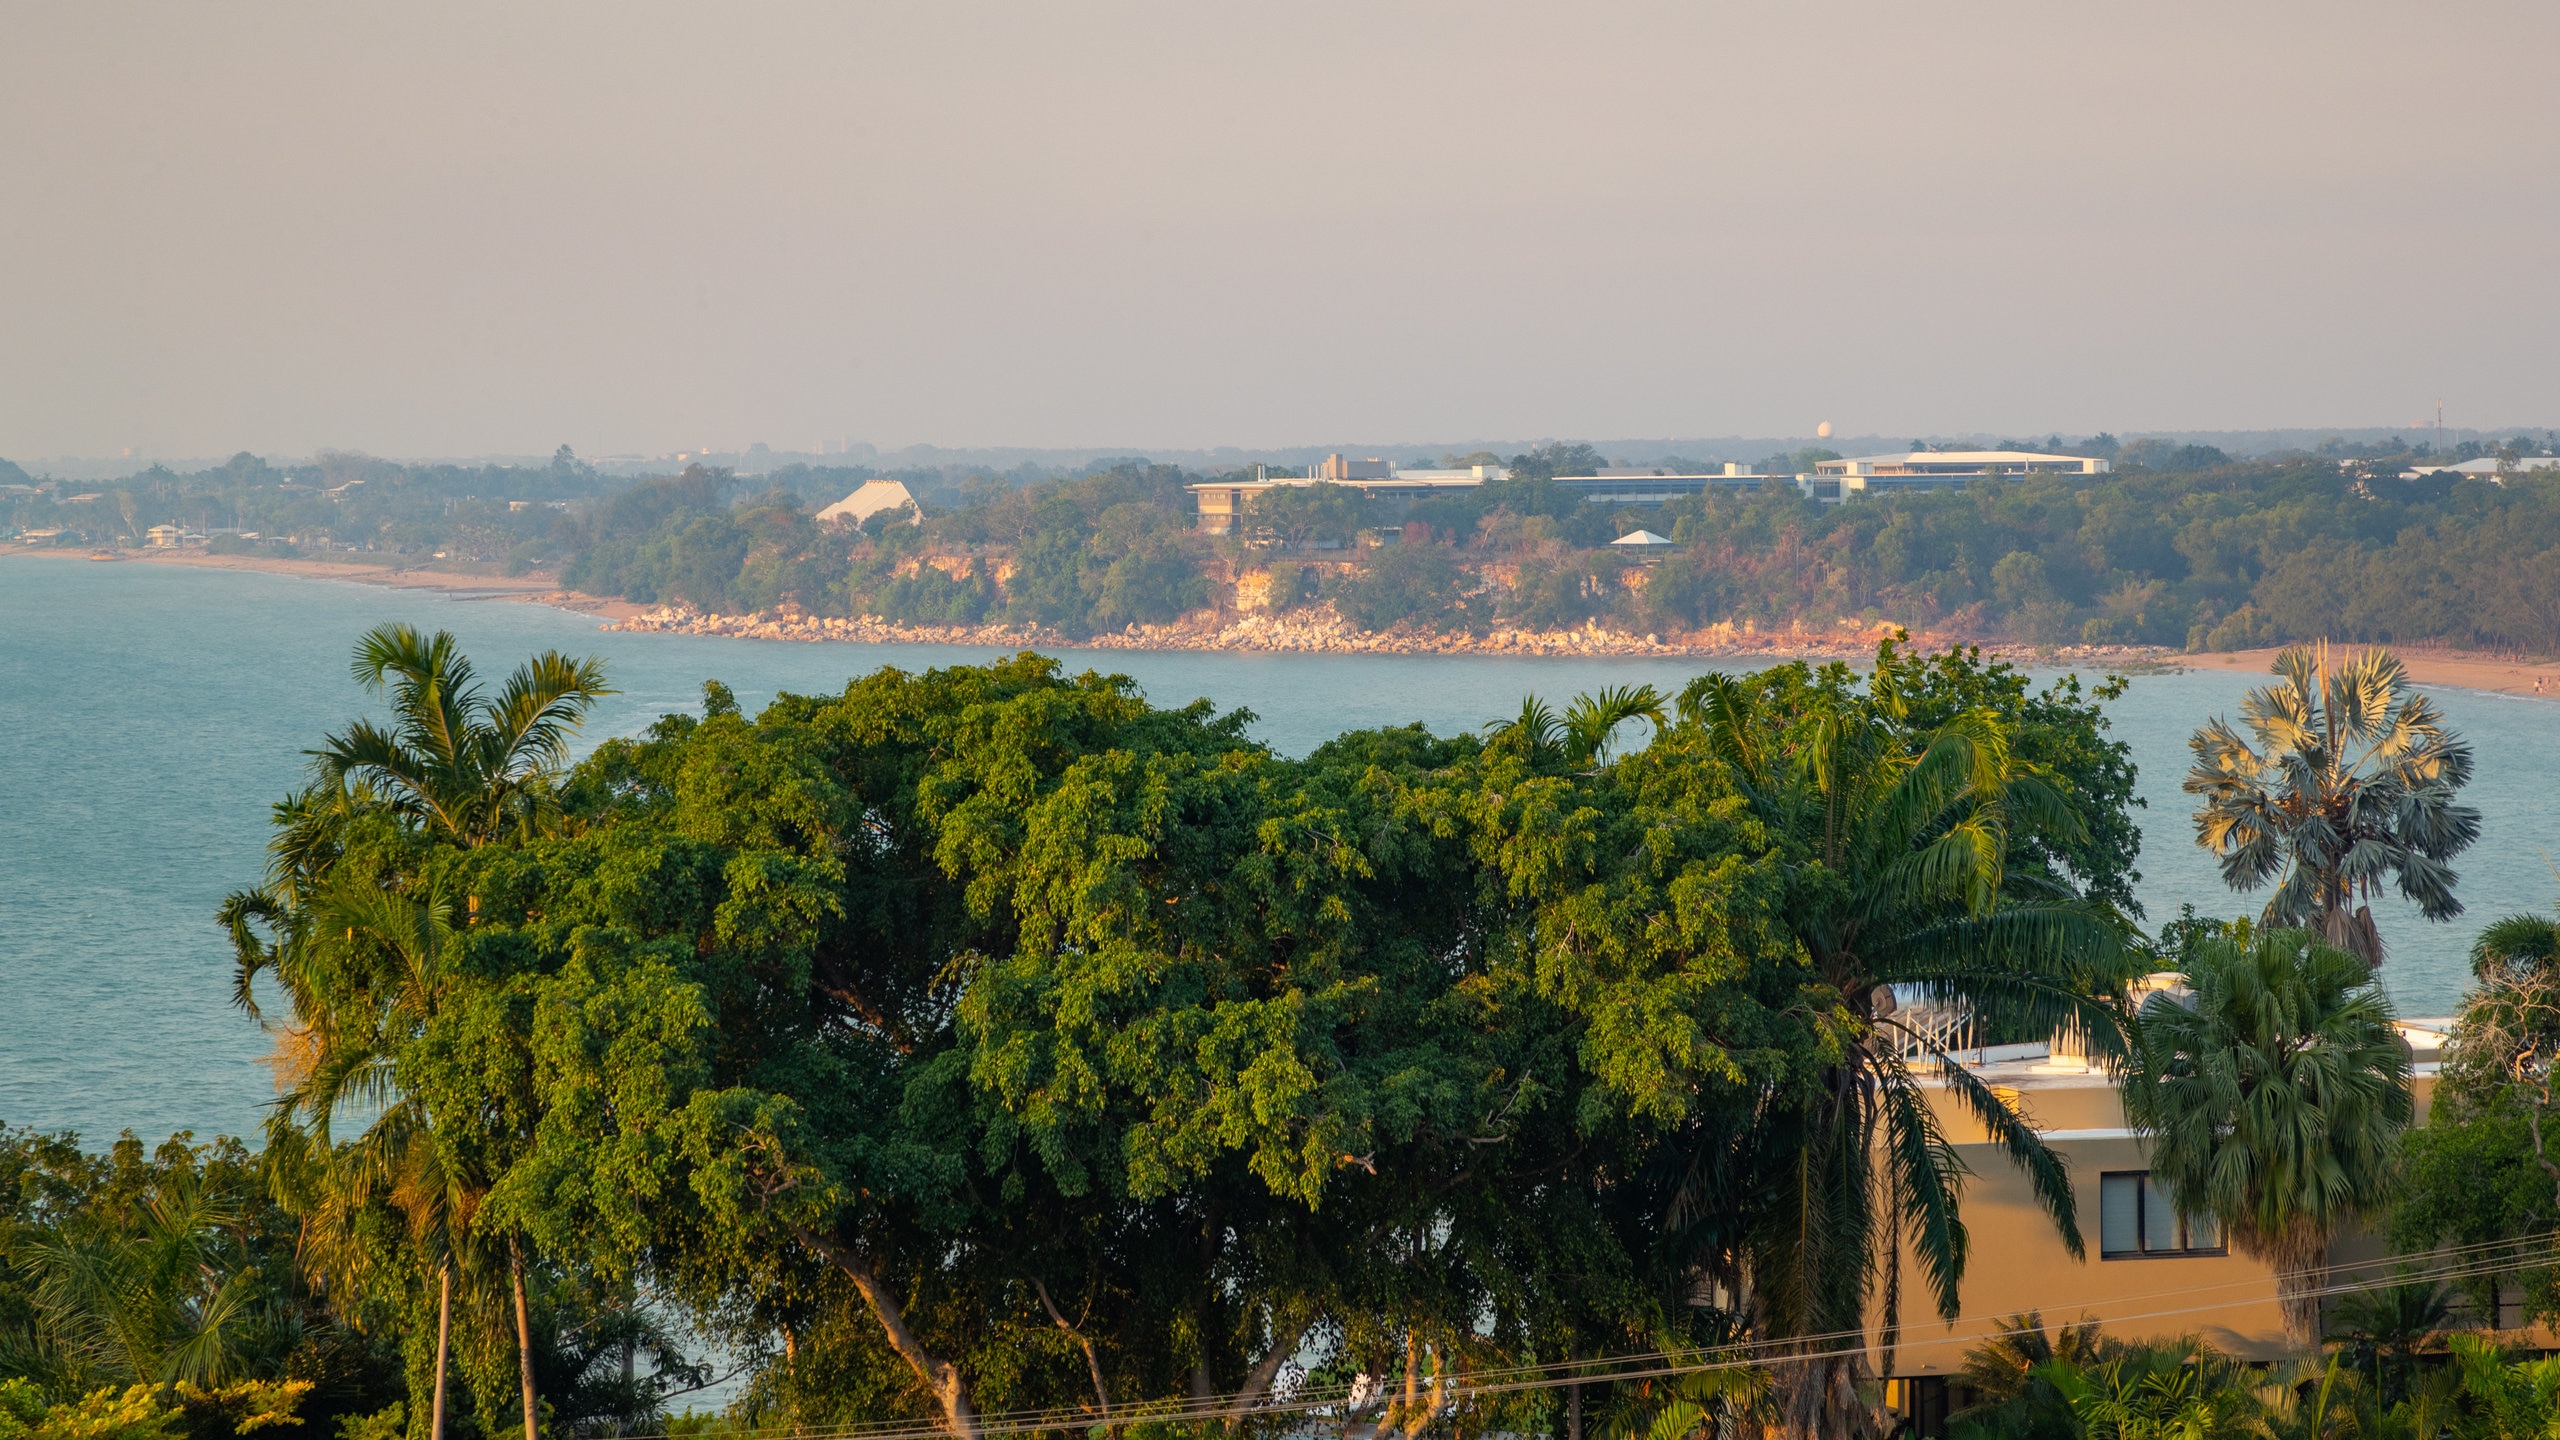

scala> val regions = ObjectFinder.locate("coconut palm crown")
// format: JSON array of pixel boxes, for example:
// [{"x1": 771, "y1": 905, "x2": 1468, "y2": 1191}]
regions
[
  {"x1": 2184, "y1": 643, "x2": 2479, "y2": 964},
  {"x1": 313, "y1": 622, "x2": 614, "y2": 847}
]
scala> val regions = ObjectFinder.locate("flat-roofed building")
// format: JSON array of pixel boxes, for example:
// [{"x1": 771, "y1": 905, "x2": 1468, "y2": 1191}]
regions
[
  {"x1": 1556, "y1": 463, "x2": 1772, "y2": 506},
  {"x1": 1865, "y1": 1002, "x2": 2460, "y2": 1432},
  {"x1": 1187, "y1": 462, "x2": 1510, "y2": 536},
  {"x1": 2400, "y1": 455, "x2": 2560, "y2": 482},
  {"x1": 1816, "y1": 449, "x2": 2110, "y2": 497},
  {"x1": 1311, "y1": 453, "x2": 1395, "y2": 482}
]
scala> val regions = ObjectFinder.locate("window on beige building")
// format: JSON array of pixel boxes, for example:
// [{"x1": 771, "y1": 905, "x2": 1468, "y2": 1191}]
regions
[{"x1": 2099, "y1": 1172, "x2": 2224, "y2": 1258}]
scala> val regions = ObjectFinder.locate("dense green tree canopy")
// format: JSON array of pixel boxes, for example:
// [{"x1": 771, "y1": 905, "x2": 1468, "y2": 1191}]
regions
[{"x1": 9, "y1": 633, "x2": 2175, "y2": 1440}]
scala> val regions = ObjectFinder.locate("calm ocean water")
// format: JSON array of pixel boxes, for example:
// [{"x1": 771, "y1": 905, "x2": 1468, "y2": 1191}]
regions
[{"x1": 6, "y1": 558, "x2": 2557, "y2": 1145}]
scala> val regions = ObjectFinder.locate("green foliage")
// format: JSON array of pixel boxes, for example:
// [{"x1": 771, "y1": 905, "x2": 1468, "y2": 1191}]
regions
[
  {"x1": 2125, "y1": 927, "x2": 2411, "y2": 1345},
  {"x1": 1947, "y1": 1313, "x2": 2125, "y2": 1440},
  {"x1": 2186, "y1": 644, "x2": 2480, "y2": 962},
  {"x1": 1596, "y1": 1355, "x2": 1770, "y2": 1440},
  {"x1": 1325, "y1": 544, "x2": 1465, "y2": 631},
  {"x1": 2394, "y1": 902, "x2": 2560, "y2": 1329},
  {"x1": 0, "y1": 1130, "x2": 396, "y2": 1437},
  {"x1": 2042, "y1": 1345, "x2": 2265, "y2": 1440},
  {"x1": 1244, "y1": 482, "x2": 1365, "y2": 550},
  {"x1": 1667, "y1": 645, "x2": 2138, "y2": 1418},
  {"x1": 2327, "y1": 1280, "x2": 2451, "y2": 1407},
  {"x1": 204, "y1": 631, "x2": 2153, "y2": 1439}
]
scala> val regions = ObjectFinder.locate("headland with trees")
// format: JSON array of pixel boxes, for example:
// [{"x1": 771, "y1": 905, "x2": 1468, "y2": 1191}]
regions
[{"x1": 8, "y1": 436, "x2": 2560, "y2": 664}]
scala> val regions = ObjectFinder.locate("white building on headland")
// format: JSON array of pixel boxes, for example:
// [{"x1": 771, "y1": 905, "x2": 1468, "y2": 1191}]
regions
[
  {"x1": 1813, "y1": 450, "x2": 2109, "y2": 498},
  {"x1": 817, "y1": 479, "x2": 921, "y2": 527},
  {"x1": 1190, "y1": 449, "x2": 2117, "y2": 531},
  {"x1": 1188, "y1": 455, "x2": 1510, "y2": 536}
]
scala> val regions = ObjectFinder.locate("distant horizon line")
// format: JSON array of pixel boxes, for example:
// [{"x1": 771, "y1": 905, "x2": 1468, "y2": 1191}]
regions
[{"x1": 11, "y1": 422, "x2": 2554, "y2": 477}]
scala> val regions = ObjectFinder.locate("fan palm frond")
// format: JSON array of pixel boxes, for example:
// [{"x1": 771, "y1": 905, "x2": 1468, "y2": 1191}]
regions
[{"x1": 2186, "y1": 643, "x2": 2480, "y2": 963}]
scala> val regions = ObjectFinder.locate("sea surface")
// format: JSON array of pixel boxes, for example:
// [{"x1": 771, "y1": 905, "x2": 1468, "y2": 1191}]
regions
[{"x1": 6, "y1": 557, "x2": 2558, "y2": 1145}]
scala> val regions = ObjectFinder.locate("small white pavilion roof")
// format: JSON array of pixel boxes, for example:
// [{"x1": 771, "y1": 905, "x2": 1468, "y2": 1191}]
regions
[
  {"x1": 1610, "y1": 529, "x2": 1676, "y2": 547},
  {"x1": 817, "y1": 479, "x2": 921, "y2": 526}
]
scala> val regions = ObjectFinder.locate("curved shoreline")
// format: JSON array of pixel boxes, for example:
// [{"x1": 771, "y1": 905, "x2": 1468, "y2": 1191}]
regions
[{"x1": 16, "y1": 546, "x2": 2559, "y2": 697}]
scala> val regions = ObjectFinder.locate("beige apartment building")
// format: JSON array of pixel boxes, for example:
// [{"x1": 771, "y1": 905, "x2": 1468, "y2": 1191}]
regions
[{"x1": 1874, "y1": 1010, "x2": 2452, "y2": 1430}]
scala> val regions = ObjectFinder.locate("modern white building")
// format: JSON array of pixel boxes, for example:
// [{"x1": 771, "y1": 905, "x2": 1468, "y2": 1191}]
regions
[
  {"x1": 2400, "y1": 455, "x2": 2560, "y2": 482},
  {"x1": 1557, "y1": 464, "x2": 1768, "y2": 506},
  {"x1": 1814, "y1": 450, "x2": 2110, "y2": 498},
  {"x1": 1188, "y1": 457, "x2": 1510, "y2": 536}
]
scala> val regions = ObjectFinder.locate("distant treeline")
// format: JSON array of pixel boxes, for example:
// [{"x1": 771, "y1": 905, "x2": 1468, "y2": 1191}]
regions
[{"x1": 10, "y1": 439, "x2": 2560, "y2": 653}]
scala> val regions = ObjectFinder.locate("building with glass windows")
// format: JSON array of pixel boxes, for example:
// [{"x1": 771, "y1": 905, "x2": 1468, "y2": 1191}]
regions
[{"x1": 1867, "y1": 990, "x2": 2449, "y2": 1436}]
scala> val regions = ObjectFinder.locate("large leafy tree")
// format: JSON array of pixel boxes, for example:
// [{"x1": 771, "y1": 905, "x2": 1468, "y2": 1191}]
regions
[
  {"x1": 2184, "y1": 643, "x2": 2479, "y2": 964},
  {"x1": 1463, "y1": 641, "x2": 2138, "y2": 1439},
  {"x1": 2394, "y1": 902, "x2": 2560, "y2": 1327},
  {"x1": 2124, "y1": 927, "x2": 2411, "y2": 1347},
  {"x1": 430, "y1": 658, "x2": 1565, "y2": 1440}
]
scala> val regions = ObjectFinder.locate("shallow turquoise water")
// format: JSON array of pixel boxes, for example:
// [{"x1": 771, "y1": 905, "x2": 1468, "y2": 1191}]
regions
[{"x1": 5, "y1": 558, "x2": 2555, "y2": 1144}]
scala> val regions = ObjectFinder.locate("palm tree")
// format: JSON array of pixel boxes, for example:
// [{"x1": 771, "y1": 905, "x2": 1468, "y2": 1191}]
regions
[
  {"x1": 18, "y1": 1165, "x2": 265, "y2": 1399},
  {"x1": 250, "y1": 883, "x2": 480, "y2": 1440},
  {"x1": 314, "y1": 623, "x2": 613, "y2": 847},
  {"x1": 1563, "y1": 684, "x2": 1666, "y2": 766},
  {"x1": 1488, "y1": 684, "x2": 1665, "y2": 769},
  {"x1": 2184, "y1": 643, "x2": 2479, "y2": 964},
  {"x1": 2327, "y1": 1279, "x2": 2449, "y2": 1405},
  {"x1": 1947, "y1": 1313, "x2": 2121, "y2": 1440},
  {"x1": 2472, "y1": 907, "x2": 2560, "y2": 981},
  {"x1": 229, "y1": 626, "x2": 610, "y2": 1440},
  {"x1": 1686, "y1": 665, "x2": 2134, "y2": 1436},
  {"x1": 2123, "y1": 928, "x2": 2411, "y2": 1348}
]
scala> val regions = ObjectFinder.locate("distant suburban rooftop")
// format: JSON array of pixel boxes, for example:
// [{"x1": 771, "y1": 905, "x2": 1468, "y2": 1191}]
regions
[
  {"x1": 2401, "y1": 455, "x2": 2560, "y2": 479},
  {"x1": 1609, "y1": 529, "x2": 1676, "y2": 547}
]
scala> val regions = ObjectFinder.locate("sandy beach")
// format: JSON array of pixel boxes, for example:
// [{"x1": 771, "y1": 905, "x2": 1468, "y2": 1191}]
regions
[
  {"x1": 2180, "y1": 645, "x2": 2560, "y2": 702},
  {"x1": 1, "y1": 546, "x2": 651, "y2": 620}
]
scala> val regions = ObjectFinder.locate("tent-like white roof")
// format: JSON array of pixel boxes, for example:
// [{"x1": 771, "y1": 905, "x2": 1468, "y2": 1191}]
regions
[
  {"x1": 817, "y1": 479, "x2": 921, "y2": 526},
  {"x1": 1610, "y1": 529, "x2": 1676, "y2": 547}
]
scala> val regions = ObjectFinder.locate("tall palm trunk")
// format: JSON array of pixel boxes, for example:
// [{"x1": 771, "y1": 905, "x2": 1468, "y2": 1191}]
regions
[
  {"x1": 512, "y1": 1237, "x2": 538, "y2": 1440},
  {"x1": 432, "y1": 1264, "x2": 452, "y2": 1440}
]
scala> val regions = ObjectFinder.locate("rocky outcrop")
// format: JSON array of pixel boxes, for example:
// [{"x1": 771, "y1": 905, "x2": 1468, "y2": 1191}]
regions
[{"x1": 603, "y1": 603, "x2": 2185, "y2": 669}]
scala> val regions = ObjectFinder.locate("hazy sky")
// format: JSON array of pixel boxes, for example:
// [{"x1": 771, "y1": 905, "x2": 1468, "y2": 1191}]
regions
[{"x1": 5, "y1": 2, "x2": 2555, "y2": 459}]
